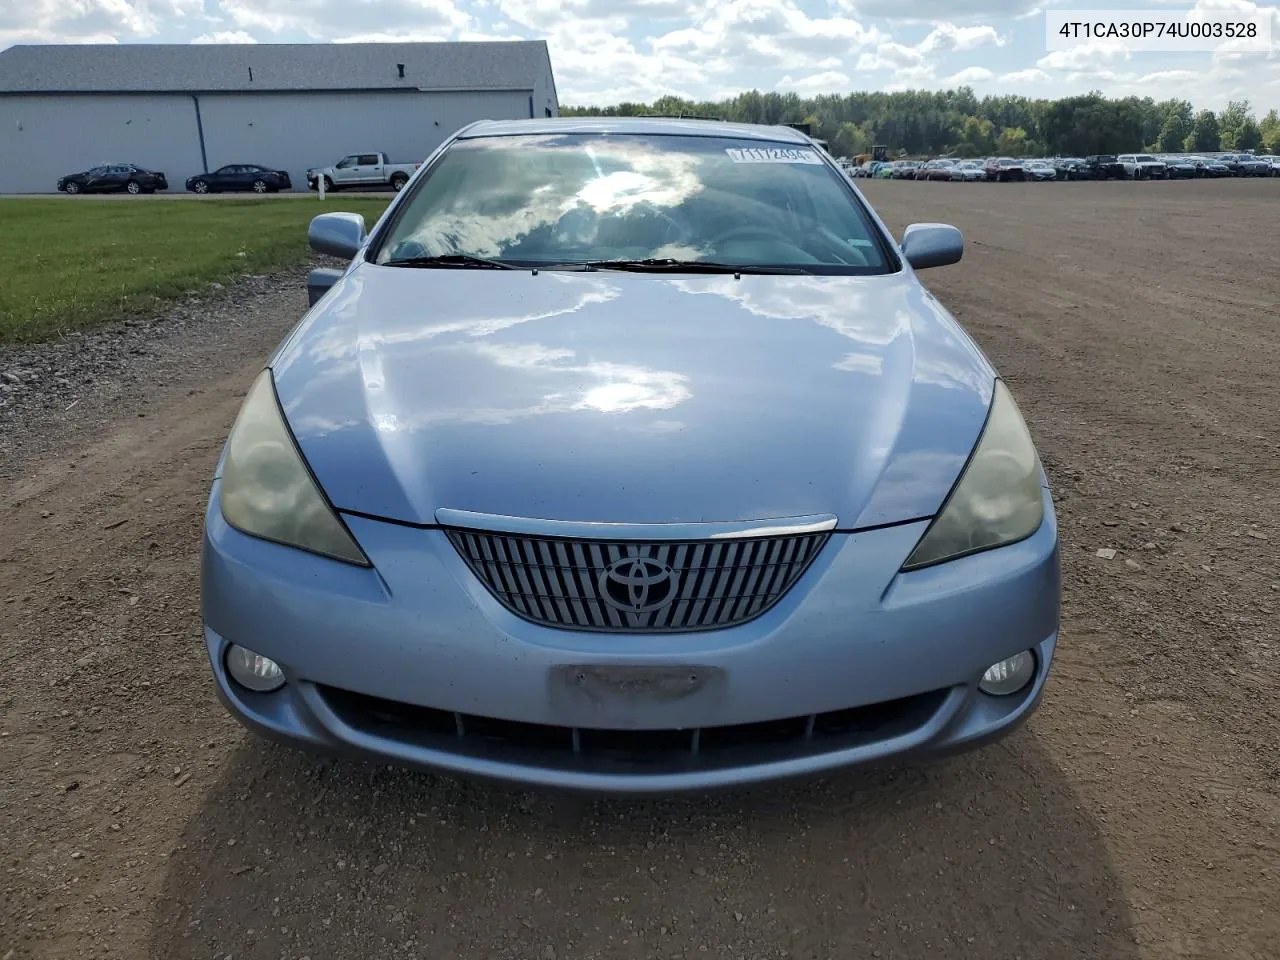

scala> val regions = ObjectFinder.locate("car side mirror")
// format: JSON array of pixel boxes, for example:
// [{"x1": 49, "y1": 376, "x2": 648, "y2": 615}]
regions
[
  {"x1": 308, "y1": 212, "x2": 367, "y2": 259},
  {"x1": 307, "y1": 267, "x2": 345, "y2": 307},
  {"x1": 901, "y1": 222, "x2": 963, "y2": 270}
]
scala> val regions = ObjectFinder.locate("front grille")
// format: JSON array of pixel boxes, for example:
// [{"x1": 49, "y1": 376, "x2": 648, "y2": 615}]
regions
[
  {"x1": 445, "y1": 528, "x2": 830, "y2": 633},
  {"x1": 319, "y1": 685, "x2": 949, "y2": 775}
]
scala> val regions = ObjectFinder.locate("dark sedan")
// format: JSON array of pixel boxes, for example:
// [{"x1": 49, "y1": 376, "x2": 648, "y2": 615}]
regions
[
  {"x1": 1164, "y1": 158, "x2": 1199, "y2": 179},
  {"x1": 1186, "y1": 157, "x2": 1232, "y2": 177},
  {"x1": 1235, "y1": 155, "x2": 1272, "y2": 177},
  {"x1": 186, "y1": 164, "x2": 293, "y2": 194},
  {"x1": 1052, "y1": 158, "x2": 1089, "y2": 180},
  {"x1": 57, "y1": 163, "x2": 168, "y2": 195}
]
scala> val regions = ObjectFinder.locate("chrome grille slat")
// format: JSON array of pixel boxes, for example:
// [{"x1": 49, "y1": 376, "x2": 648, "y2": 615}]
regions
[{"x1": 446, "y1": 526, "x2": 830, "y2": 634}]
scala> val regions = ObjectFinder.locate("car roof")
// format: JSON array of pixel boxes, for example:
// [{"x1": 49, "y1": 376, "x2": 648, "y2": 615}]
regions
[{"x1": 457, "y1": 116, "x2": 813, "y2": 144}]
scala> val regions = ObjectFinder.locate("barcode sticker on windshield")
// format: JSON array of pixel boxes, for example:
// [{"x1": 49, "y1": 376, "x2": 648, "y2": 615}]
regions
[{"x1": 725, "y1": 147, "x2": 823, "y2": 164}]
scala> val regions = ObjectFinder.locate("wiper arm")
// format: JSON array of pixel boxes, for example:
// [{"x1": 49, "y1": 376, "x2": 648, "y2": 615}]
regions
[
  {"x1": 383, "y1": 254, "x2": 516, "y2": 270},
  {"x1": 582, "y1": 258, "x2": 807, "y2": 275}
]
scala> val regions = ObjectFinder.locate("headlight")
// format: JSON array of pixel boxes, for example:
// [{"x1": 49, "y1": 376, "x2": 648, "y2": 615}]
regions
[
  {"x1": 219, "y1": 369, "x2": 369, "y2": 566},
  {"x1": 902, "y1": 379, "x2": 1044, "y2": 570}
]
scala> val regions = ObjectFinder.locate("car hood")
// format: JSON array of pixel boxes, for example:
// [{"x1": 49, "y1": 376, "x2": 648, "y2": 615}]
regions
[{"x1": 269, "y1": 265, "x2": 996, "y2": 528}]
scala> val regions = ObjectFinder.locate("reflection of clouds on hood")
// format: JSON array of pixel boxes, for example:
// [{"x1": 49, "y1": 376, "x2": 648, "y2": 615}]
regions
[
  {"x1": 278, "y1": 274, "x2": 622, "y2": 401},
  {"x1": 475, "y1": 342, "x2": 692, "y2": 416},
  {"x1": 912, "y1": 352, "x2": 993, "y2": 396},
  {"x1": 668, "y1": 275, "x2": 989, "y2": 393},
  {"x1": 668, "y1": 275, "x2": 901, "y2": 346},
  {"x1": 835, "y1": 351, "x2": 884, "y2": 374},
  {"x1": 403, "y1": 138, "x2": 706, "y2": 259},
  {"x1": 292, "y1": 339, "x2": 696, "y2": 436}
]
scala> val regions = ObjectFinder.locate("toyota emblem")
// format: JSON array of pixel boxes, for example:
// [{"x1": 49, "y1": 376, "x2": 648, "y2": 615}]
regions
[{"x1": 599, "y1": 556, "x2": 677, "y2": 614}]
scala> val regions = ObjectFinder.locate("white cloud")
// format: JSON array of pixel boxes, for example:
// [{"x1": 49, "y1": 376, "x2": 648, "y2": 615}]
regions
[
  {"x1": 191, "y1": 30, "x2": 257, "y2": 43},
  {"x1": 652, "y1": 0, "x2": 883, "y2": 74},
  {"x1": 917, "y1": 23, "x2": 1005, "y2": 54},
  {"x1": 334, "y1": 31, "x2": 451, "y2": 42},
  {"x1": 217, "y1": 0, "x2": 470, "y2": 39},
  {"x1": 946, "y1": 66, "x2": 995, "y2": 84},
  {"x1": 777, "y1": 70, "x2": 853, "y2": 95},
  {"x1": 841, "y1": 0, "x2": 1042, "y2": 20},
  {"x1": 0, "y1": 0, "x2": 1277, "y2": 112},
  {"x1": 856, "y1": 42, "x2": 925, "y2": 72},
  {"x1": 0, "y1": 0, "x2": 199, "y2": 45},
  {"x1": 1000, "y1": 68, "x2": 1051, "y2": 84},
  {"x1": 1037, "y1": 42, "x2": 1129, "y2": 72}
]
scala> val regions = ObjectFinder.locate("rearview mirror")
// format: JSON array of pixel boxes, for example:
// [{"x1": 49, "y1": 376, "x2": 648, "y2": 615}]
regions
[
  {"x1": 901, "y1": 223, "x2": 963, "y2": 270},
  {"x1": 308, "y1": 212, "x2": 367, "y2": 260},
  {"x1": 307, "y1": 267, "x2": 345, "y2": 307}
]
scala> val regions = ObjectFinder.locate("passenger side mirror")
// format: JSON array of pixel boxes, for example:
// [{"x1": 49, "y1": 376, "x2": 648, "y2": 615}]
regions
[
  {"x1": 307, "y1": 267, "x2": 345, "y2": 307},
  {"x1": 308, "y1": 212, "x2": 367, "y2": 260},
  {"x1": 901, "y1": 223, "x2": 963, "y2": 270}
]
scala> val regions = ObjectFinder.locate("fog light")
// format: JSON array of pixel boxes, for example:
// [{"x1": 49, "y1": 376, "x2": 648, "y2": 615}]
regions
[
  {"x1": 979, "y1": 650, "x2": 1035, "y2": 696},
  {"x1": 225, "y1": 644, "x2": 285, "y2": 692}
]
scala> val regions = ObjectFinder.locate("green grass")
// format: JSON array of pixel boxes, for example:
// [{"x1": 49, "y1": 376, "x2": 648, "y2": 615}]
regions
[{"x1": 0, "y1": 196, "x2": 393, "y2": 344}]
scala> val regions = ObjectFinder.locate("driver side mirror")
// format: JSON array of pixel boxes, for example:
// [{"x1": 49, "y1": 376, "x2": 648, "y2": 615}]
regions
[
  {"x1": 307, "y1": 267, "x2": 345, "y2": 307},
  {"x1": 901, "y1": 222, "x2": 963, "y2": 270},
  {"x1": 308, "y1": 212, "x2": 367, "y2": 260}
]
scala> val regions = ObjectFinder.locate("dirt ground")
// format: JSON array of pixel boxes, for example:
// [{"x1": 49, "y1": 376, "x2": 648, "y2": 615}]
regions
[{"x1": 1, "y1": 179, "x2": 1278, "y2": 960}]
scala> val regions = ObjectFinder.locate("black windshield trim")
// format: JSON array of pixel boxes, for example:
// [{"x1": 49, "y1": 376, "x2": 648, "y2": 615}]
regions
[{"x1": 365, "y1": 132, "x2": 903, "y2": 275}]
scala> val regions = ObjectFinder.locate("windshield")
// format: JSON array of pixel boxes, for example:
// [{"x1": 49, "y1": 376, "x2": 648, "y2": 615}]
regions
[
  {"x1": 1136, "y1": 155, "x2": 1158, "y2": 163},
  {"x1": 372, "y1": 133, "x2": 893, "y2": 274}
]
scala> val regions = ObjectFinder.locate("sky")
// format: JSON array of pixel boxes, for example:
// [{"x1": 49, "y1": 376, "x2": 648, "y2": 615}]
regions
[{"x1": 2, "y1": 0, "x2": 1278, "y2": 113}]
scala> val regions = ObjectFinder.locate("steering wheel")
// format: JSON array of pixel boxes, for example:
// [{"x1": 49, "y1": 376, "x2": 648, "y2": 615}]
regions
[{"x1": 707, "y1": 225, "x2": 787, "y2": 250}]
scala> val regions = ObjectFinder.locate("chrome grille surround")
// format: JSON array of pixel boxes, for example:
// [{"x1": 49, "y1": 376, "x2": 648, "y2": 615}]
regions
[{"x1": 440, "y1": 510, "x2": 835, "y2": 634}]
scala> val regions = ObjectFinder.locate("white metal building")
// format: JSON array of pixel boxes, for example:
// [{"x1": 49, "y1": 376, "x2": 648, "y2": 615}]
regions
[{"x1": 0, "y1": 41, "x2": 559, "y2": 194}]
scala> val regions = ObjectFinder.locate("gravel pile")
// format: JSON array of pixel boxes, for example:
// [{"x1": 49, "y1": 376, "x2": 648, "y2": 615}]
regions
[{"x1": 0, "y1": 266, "x2": 330, "y2": 477}]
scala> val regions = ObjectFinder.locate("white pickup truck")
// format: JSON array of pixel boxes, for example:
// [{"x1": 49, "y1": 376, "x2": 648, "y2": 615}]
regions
[
  {"x1": 1117, "y1": 154, "x2": 1167, "y2": 179},
  {"x1": 306, "y1": 152, "x2": 421, "y2": 192}
]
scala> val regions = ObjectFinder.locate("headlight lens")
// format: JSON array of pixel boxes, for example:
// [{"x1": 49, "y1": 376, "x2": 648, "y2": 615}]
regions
[
  {"x1": 902, "y1": 379, "x2": 1044, "y2": 570},
  {"x1": 219, "y1": 369, "x2": 369, "y2": 565}
]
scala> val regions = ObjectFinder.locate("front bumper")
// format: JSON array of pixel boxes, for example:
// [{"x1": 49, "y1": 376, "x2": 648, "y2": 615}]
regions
[{"x1": 202, "y1": 485, "x2": 1060, "y2": 793}]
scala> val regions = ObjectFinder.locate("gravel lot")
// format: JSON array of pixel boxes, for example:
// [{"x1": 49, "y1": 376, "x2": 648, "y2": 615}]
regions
[{"x1": 1, "y1": 179, "x2": 1277, "y2": 960}]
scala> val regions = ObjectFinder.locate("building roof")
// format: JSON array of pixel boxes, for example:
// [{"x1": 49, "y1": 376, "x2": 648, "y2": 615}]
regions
[
  {"x1": 462, "y1": 117, "x2": 813, "y2": 143},
  {"x1": 0, "y1": 41, "x2": 553, "y2": 95}
]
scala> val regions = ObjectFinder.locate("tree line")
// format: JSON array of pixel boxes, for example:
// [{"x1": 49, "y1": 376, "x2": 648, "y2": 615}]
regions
[{"x1": 561, "y1": 89, "x2": 1280, "y2": 159}]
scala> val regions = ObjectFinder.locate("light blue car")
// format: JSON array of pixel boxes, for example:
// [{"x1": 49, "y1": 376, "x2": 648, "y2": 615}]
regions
[{"x1": 202, "y1": 117, "x2": 1060, "y2": 793}]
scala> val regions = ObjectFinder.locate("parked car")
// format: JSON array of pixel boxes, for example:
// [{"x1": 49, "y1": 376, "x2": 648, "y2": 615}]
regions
[
  {"x1": 186, "y1": 164, "x2": 292, "y2": 194},
  {"x1": 1259, "y1": 155, "x2": 1280, "y2": 176},
  {"x1": 951, "y1": 160, "x2": 986, "y2": 181},
  {"x1": 1235, "y1": 155, "x2": 1272, "y2": 177},
  {"x1": 916, "y1": 159, "x2": 954, "y2": 181},
  {"x1": 1051, "y1": 158, "x2": 1089, "y2": 180},
  {"x1": 203, "y1": 117, "x2": 1059, "y2": 793},
  {"x1": 891, "y1": 160, "x2": 922, "y2": 179},
  {"x1": 1084, "y1": 155, "x2": 1126, "y2": 179},
  {"x1": 57, "y1": 163, "x2": 168, "y2": 195},
  {"x1": 1213, "y1": 154, "x2": 1245, "y2": 175},
  {"x1": 306, "y1": 152, "x2": 422, "y2": 192},
  {"x1": 1184, "y1": 156, "x2": 1231, "y2": 177},
  {"x1": 873, "y1": 162, "x2": 895, "y2": 179},
  {"x1": 1163, "y1": 157, "x2": 1199, "y2": 179},
  {"x1": 1025, "y1": 160, "x2": 1056, "y2": 181},
  {"x1": 984, "y1": 157, "x2": 1026, "y2": 182},
  {"x1": 1118, "y1": 154, "x2": 1167, "y2": 179}
]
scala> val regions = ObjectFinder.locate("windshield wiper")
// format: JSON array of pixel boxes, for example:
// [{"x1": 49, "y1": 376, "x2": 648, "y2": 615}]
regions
[
  {"x1": 581, "y1": 258, "x2": 807, "y2": 276},
  {"x1": 383, "y1": 254, "x2": 516, "y2": 270}
]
